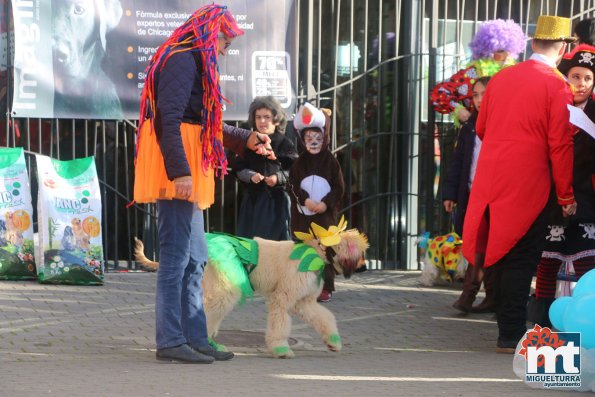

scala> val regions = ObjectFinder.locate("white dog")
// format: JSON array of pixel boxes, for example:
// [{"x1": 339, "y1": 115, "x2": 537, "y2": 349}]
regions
[{"x1": 135, "y1": 218, "x2": 368, "y2": 358}]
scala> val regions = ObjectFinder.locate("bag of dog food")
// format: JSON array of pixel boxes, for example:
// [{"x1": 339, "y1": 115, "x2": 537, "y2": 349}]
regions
[
  {"x1": 0, "y1": 147, "x2": 36, "y2": 280},
  {"x1": 36, "y1": 155, "x2": 104, "y2": 285}
]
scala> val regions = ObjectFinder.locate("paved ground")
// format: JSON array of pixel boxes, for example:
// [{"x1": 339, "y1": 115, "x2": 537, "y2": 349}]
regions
[{"x1": 0, "y1": 270, "x2": 580, "y2": 396}]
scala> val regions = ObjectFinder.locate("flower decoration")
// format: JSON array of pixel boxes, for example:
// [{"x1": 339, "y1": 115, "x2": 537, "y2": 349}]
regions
[
  {"x1": 49, "y1": 256, "x2": 66, "y2": 274},
  {"x1": 310, "y1": 215, "x2": 348, "y2": 247},
  {"x1": 293, "y1": 230, "x2": 315, "y2": 242},
  {"x1": 293, "y1": 216, "x2": 348, "y2": 246}
]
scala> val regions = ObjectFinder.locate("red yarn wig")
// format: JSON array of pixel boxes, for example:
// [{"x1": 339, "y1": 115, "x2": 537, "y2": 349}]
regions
[{"x1": 138, "y1": 4, "x2": 244, "y2": 176}]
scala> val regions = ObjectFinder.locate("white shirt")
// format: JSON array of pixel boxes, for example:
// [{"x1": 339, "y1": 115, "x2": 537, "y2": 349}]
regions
[
  {"x1": 529, "y1": 52, "x2": 558, "y2": 68},
  {"x1": 468, "y1": 135, "x2": 482, "y2": 190}
]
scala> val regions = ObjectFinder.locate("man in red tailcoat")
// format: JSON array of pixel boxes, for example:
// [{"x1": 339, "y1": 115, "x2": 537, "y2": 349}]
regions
[{"x1": 462, "y1": 15, "x2": 578, "y2": 353}]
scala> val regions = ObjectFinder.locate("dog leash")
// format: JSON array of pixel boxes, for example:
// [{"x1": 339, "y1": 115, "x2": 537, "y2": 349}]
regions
[
  {"x1": 255, "y1": 136, "x2": 335, "y2": 273},
  {"x1": 254, "y1": 135, "x2": 309, "y2": 218}
]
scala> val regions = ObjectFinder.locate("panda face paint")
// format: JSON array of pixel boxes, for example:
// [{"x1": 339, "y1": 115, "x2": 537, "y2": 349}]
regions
[{"x1": 303, "y1": 129, "x2": 324, "y2": 154}]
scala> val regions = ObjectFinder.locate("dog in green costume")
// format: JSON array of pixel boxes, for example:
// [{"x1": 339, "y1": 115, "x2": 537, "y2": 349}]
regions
[{"x1": 135, "y1": 216, "x2": 368, "y2": 358}]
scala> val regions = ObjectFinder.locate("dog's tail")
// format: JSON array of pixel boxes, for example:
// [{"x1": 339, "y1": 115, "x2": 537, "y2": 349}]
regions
[{"x1": 134, "y1": 237, "x2": 159, "y2": 271}]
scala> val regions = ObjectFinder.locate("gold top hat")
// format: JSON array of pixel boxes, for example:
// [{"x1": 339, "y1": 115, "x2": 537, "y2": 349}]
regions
[{"x1": 533, "y1": 15, "x2": 576, "y2": 43}]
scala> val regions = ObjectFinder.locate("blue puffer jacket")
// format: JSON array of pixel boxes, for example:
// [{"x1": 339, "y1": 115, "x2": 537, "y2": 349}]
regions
[{"x1": 154, "y1": 50, "x2": 251, "y2": 180}]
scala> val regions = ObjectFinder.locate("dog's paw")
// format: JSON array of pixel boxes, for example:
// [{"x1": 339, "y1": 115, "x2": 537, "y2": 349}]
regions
[
  {"x1": 139, "y1": 263, "x2": 158, "y2": 273},
  {"x1": 326, "y1": 333, "x2": 342, "y2": 352},
  {"x1": 208, "y1": 337, "x2": 229, "y2": 352},
  {"x1": 272, "y1": 346, "x2": 295, "y2": 359},
  {"x1": 418, "y1": 273, "x2": 435, "y2": 287}
]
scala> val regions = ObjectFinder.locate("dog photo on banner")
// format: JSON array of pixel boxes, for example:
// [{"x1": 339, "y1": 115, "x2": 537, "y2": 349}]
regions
[{"x1": 52, "y1": 0, "x2": 124, "y2": 119}]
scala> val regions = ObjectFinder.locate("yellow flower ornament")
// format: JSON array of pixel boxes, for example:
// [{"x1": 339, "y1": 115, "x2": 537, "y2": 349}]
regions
[
  {"x1": 293, "y1": 230, "x2": 315, "y2": 241},
  {"x1": 294, "y1": 216, "x2": 348, "y2": 247}
]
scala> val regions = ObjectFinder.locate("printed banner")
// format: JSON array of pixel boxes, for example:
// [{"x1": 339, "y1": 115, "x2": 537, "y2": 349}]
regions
[
  {"x1": 1, "y1": 0, "x2": 12, "y2": 116},
  {"x1": 11, "y1": 0, "x2": 296, "y2": 120}
]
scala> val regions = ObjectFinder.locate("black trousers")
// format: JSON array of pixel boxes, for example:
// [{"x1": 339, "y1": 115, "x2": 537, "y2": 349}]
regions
[
  {"x1": 491, "y1": 205, "x2": 549, "y2": 343},
  {"x1": 322, "y1": 263, "x2": 336, "y2": 292}
]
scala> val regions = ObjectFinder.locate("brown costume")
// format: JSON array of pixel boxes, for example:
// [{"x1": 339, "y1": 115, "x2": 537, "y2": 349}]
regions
[{"x1": 289, "y1": 107, "x2": 345, "y2": 293}]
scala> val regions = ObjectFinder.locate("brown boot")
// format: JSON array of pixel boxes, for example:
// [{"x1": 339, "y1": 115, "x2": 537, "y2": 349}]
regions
[
  {"x1": 469, "y1": 265, "x2": 496, "y2": 313},
  {"x1": 452, "y1": 262, "x2": 483, "y2": 313}
]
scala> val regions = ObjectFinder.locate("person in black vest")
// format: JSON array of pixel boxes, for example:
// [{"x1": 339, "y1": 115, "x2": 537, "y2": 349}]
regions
[{"x1": 134, "y1": 4, "x2": 273, "y2": 364}]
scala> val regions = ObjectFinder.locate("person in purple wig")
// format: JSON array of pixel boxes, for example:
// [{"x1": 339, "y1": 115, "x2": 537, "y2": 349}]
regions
[
  {"x1": 430, "y1": 19, "x2": 527, "y2": 123},
  {"x1": 469, "y1": 19, "x2": 527, "y2": 60}
]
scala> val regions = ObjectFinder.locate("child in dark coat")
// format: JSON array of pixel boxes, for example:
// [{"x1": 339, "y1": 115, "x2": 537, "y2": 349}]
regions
[
  {"x1": 443, "y1": 76, "x2": 496, "y2": 313},
  {"x1": 232, "y1": 97, "x2": 298, "y2": 240}
]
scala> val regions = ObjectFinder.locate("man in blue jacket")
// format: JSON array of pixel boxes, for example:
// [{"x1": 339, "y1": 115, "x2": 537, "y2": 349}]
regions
[{"x1": 134, "y1": 4, "x2": 273, "y2": 363}]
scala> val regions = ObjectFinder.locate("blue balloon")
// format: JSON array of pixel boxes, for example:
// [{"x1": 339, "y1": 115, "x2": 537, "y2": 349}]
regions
[
  {"x1": 573, "y1": 269, "x2": 595, "y2": 298},
  {"x1": 549, "y1": 296, "x2": 572, "y2": 331},
  {"x1": 563, "y1": 294, "x2": 595, "y2": 349}
]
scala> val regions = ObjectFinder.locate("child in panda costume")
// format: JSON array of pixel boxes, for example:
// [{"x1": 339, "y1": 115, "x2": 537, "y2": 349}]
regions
[{"x1": 289, "y1": 103, "x2": 345, "y2": 302}]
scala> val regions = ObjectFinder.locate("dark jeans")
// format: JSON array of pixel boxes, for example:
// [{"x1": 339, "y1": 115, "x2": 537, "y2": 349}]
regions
[
  {"x1": 155, "y1": 199, "x2": 209, "y2": 349},
  {"x1": 491, "y1": 206, "x2": 549, "y2": 343}
]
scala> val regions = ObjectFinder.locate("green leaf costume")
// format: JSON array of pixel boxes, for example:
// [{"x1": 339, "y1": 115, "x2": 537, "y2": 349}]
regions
[{"x1": 206, "y1": 233, "x2": 258, "y2": 302}]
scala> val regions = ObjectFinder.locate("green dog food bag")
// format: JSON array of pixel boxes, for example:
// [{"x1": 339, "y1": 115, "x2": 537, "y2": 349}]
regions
[
  {"x1": 0, "y1": 147, "x2": 36, "y2": 280},
  {"x1": 36, "y1": 155, "x2": 104, "y2": 285}
]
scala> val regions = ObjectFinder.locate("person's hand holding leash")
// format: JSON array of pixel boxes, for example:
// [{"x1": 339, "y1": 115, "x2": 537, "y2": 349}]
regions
[{"x1": 248, "y1": 132, "x2": 276, "y2": 160}]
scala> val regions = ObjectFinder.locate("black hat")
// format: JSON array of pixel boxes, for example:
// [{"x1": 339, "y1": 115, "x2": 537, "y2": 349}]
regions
[{"x1": 558, "y1": 44, "x2": 595, "y2": 76}]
